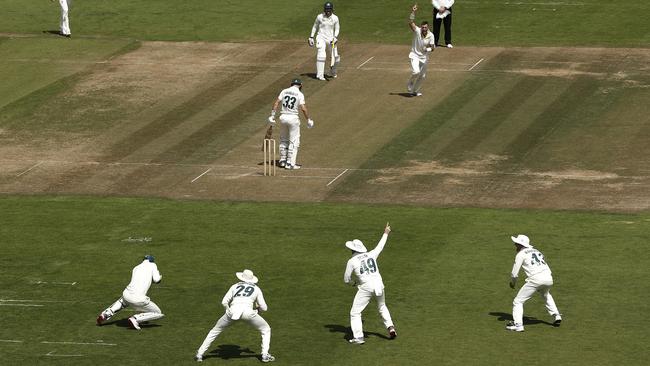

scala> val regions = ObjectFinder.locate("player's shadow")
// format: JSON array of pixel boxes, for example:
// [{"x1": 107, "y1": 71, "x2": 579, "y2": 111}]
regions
[
  {"x1": 300, "y1": 72, "x2": 331, "y2": 81},
  {"x1": 42, "y1": 30, "x2": 67, "y2": 37},
  {"x1": 488, "y1": 312, "x2": 555, "y2": 326},
  {"x1": 389, "y1": 92, "x2": 417, "y2": 98},
  {"x1": 205, "y1": 344, "x2": 258, "y2": 360},
  {"x1": 324, "y1": 324, "x2": 391, "y2": 340},
  {"x1": 111, "y1": 318, "x2": 163, "y2": 329}
]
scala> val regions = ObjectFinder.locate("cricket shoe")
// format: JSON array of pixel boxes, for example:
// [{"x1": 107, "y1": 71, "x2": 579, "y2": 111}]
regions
[
  {"x1": 411, "y1": 92, "x2": 422, "y2": 97},
  {"x1": 505, "y1": 321, "x2": 524, "y2": 332},
  {"x1": 447, "y1": 44, "x2": 453, "y2": 48},
  {"x1": 128, "y1": 317, "x2": 141, "y2": 330},
  {"x1": 261, "y1": 353, "x2": 276, "y2": 363},
  {"x1": 316, "y1": 76, "x2": 326, "y2": 81},
  {"x1": 278, "y1": 160, "x2": 286, "y2": 168},
  {"x1": 285, "y1": 164, "x2": 301, "y2": 170},
  {"x1": 553, "y1": 314, "x2": 562, "y2": 327},
  {"x1": 348, "y1": 337, "x2": 365, "y2": 345},
  {"x1": 388, "y1": 326, "x2": 397, "y2": 339},
  {"x1": 194, "y1": 355, "x2": 203, "y2": 362},
  {"x1": 96, "y1": 314, "x2": 106, "y2": 326}
]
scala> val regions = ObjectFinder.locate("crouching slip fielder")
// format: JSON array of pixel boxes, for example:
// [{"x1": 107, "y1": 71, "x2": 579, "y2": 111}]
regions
[
  {"x1": 195, "y1": 269, "x2": 275, "y2": 363},
  {"x1": 507, "y1": 235, "x2": 562, "y2": 332},
  {"x1": 97, "y1": 255, "x2": 164, "y2": 330},
  {"x1": 407, "y1": 4, "x2": 436, "y2": 97},
  {"x1": 344, "y1": 223, "x2": 397, "y2": 344},
  {"x1": 309, "y1": 2, "x2": 340, "y2": 80},
  {"x1": 268, "y1": 79, "x2": 314, "y2": 170}
]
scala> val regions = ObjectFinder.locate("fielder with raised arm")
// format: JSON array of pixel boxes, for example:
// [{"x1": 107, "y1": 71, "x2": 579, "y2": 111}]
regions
[
  {"x1": 507, "y1": 235, "x2": 562, "y2": 332},
  {"x1": 96, "y1": 255, "x2": 164, "y2": 330},
  {"x1": 268, "y1": 78, "x2": 314, "y2": 170},
  {"x1": 407, "y1": 4, "x2": 436, "y2": 97},
  {"x1": 344, "y1": 223, "x2": 397, "y2": 344},
  {"x1": 195, "y1": 269, "x2": 275, "y2": 363},
  {"x1": 309, "y1": 2, "x2": 340, "y2": 80}
]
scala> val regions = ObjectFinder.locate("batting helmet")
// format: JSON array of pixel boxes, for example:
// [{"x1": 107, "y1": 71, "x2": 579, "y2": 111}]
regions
[
  {"x1": 144, "y1": 255, "x2": 155, "y2": 263},
  {"x1": 291, "y1": 78, "x2": 303, "y2": 86},
  {"x1": 324, "y1": 2, "x2": 334, "y2": 11}
]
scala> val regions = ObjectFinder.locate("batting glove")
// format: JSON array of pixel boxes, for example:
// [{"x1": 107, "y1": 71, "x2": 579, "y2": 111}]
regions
[
  {"x1": 308, "y1": 37, "x2": 315, "y2": 47},
  {"x1": 268, "y1": 116, "x2": 276, "y2": 125},
  {"x1": 332, "y1": 37, "x2": 338, "y2": 45},
  {"x1": 307, "y1": 119, "x2": 314, "y2": 129}
]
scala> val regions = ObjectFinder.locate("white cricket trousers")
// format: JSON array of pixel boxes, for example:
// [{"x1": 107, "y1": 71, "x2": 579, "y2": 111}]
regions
[
  {"x1": 279, "y1": 114, "x2": 301, "y2": 165},
  {"x1": 512, "y1": 276, "x2": 560, "y2": 325},
  {"x1": 407, "y1": 56, "x2": 428, "y2": 93},
  {"x1": 197, "y1": 310, "x2": 271, "y2": 357},
  {"x1": 102, "y1": 291, "x2": 164, "y2": 323},
  {"x1": 59, "y1": 0, "x2": 71, "y2": 36},
  {"x1": 350, "y1": 288, "x2": 394, "y2": 339},
  {"x1": 316, "y1": 35, "x2": 340, "y2": 78}
]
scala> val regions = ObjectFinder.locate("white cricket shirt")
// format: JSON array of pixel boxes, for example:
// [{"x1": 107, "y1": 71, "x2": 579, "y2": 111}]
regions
[
  {"x1": 511, "y1": 248, "x2": 553, "y2": 279},
  {"x1": 409, "y1": 26, "x2": 436, "y2": 62},
  {"x1": 124, "y1": 260, "x2": 162, "y2": 296},
  {"x1": 222, "y1": 282, "x2": 268, "y2": 312},
  {"x1": 311, "y1": 13, "x2": 340, "y2": 42},
  {"x1": 344, "y1": 233, "x2": 389, "y2": 292},
  {"x1": 277, "y1": 86, "x2": 305, "y2": 115}
]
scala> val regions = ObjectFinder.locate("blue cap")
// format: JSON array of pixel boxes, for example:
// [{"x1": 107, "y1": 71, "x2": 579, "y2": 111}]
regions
[{"x1": 144, "y1": 255, "x2": 155, "y2": 263}]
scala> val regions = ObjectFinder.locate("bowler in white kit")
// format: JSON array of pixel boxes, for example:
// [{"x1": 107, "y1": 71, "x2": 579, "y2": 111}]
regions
[
  {"x1": 344, "y1": 223, "x2": 397, "y2": 344},
  {"x1": 96, "y1": 255, "x2": 164, "y2": 330},
  {"x1": 195, "y1": 269, "x2": 275, "y2": 363},
  {"x1": 309, "y1": 2, "x2": 340, "y2": 80},
  {"x1": 507, "y1": 235, "x2": 562, "y2": 332},
  {"x1": 407, "y1": 4, "x2": 436, "y2": 96}
]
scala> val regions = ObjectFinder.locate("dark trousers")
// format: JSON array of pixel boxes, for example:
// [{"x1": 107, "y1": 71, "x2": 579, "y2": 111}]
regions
[{"x1": 433, "y1": 8, "x2": 452, "y2": 46}]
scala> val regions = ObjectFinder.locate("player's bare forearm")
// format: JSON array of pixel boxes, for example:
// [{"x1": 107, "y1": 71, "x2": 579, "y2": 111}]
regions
[
  {"x1": 408, "y1": 4, "x2": 418, "y2": 30},
  {"x1": 301, "y1": 105, "x2": 310, "y2": 120}
]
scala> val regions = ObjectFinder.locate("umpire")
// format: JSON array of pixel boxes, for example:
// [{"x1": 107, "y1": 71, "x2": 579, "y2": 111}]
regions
[{"x1": 432, "y1": 0, "x2": 454, "y2": 48}]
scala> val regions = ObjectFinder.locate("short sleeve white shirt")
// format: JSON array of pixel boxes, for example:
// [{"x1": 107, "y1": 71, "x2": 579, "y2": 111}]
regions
[{"x1": 277, "y1": 86, "x2": 305, "y2": 115}]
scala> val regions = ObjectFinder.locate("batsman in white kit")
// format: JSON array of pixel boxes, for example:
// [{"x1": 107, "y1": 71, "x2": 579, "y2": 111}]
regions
[
  {"x1": 309, "y1": 2, "x2": 340, "y2": 80},
  {"x1": 507, "y1": 235, "x2": 563, "y2": 332},
  {"x1": 96, "y1": 255, "x2": 164, "y2": 330},
  {"x1": 268, "y1": 78, "x2": 314, "y2": 170},
  {"x1": 344, "y1": 223, "x2": 397, "y2": 344},
  {"x1": 407, "y1": 4, "x2": 436, "y2": 97},
  {"x1": 195, "y1": 269, "x2": 275, "y2": 363}
]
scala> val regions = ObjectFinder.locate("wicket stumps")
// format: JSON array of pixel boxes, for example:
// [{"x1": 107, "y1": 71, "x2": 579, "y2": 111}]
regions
[{"x1": 263, "y1": 138, "x2": 276, "y2": 176}]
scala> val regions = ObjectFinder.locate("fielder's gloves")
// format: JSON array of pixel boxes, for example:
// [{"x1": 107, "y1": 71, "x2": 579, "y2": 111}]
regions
[
  {"x1": 307, "y1": 119, "x2": 314, "y2": 129},
  {"x1": 268, "y1": 116, "x2": 276, "y2": 125},
  {"x1": 308, "y1": 37, "x2": 315, "y2": 47},
  {"x1": 509, "y1": 277, "x2": 517, "y2": 289}
]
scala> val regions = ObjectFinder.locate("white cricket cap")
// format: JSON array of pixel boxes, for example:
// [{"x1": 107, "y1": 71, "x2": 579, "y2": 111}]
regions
[
  {"x1": 511, "y1": 234, "x2": 533, "y2": 248},
  {"x1": 345, "y1": 239, "x2": 367, "y2": 253},
  {"x1": 236, "y1": 269, "x2": 259, "y2": 284}
]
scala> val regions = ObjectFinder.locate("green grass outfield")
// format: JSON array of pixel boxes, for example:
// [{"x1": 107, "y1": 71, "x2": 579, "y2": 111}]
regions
[
  {"x1": 2, "y1": 0, "x2": 650, "y2": 46},
  {"x1": 0, "y1": 196, "x2": 648, "y2": 365}
]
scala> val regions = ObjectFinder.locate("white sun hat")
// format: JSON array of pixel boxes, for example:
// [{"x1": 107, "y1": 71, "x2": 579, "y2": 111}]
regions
[
  {"x1": 511, "y1": 234, "x2": 533, "y2": 248},
  {"x1": 236, "y1": 269, "x2": 258, "y2": 284},
  {"x1": 345, "y1": 239, "x2": 368, "y2": 253}
]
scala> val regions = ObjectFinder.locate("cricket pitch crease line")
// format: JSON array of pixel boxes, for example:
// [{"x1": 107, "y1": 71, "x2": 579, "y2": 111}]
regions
[
  {"x1": 469, "y1": 58, "x2": 485, "y2": 71},
  {"x1": 191, "y1": 168, "x2": 212, "y2": 183},
  {"x1": 32, "y1": 280, "x2": 77, "y2": 286},
  {"x1": 0, "y1": 339, "x2": 24, "y2": 343},
  {"x1": 45, "y1": 351, "x2": 84, "y2": 357},
  {"x1": 357, "y1": 56, "x2": 374, "y2": 69},
  {"x1": 16, "y1": 161, "x2": 43, "y2": 177},
  {"x1": 41, "y1": 341, "x2": 117, "y2": 346},
  {"x1": 327, "y1": 169, "x2": 349, "y2": 186},
  {"x1": 0, "y1": 299, "x2": 73, "y2": 303}
]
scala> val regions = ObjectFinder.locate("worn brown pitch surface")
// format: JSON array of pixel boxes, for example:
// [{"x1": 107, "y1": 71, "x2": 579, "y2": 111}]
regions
[{"x1": 0, "y1": 42, "x2": 648, "y2": 211}]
